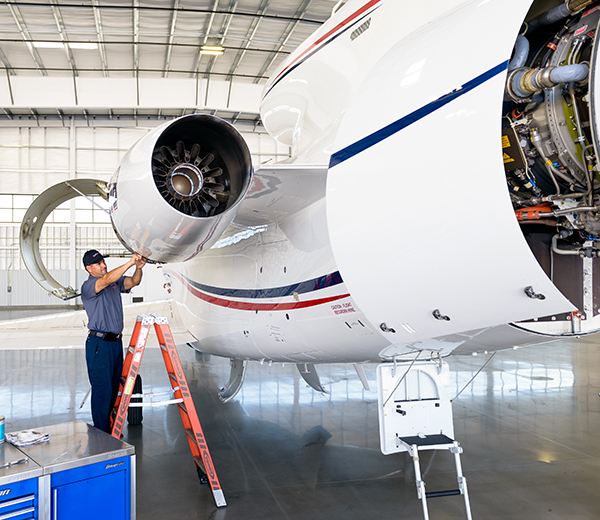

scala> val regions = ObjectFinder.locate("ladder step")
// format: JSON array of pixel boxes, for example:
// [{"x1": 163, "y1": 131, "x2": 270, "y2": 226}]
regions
[
  {"x1": 426, "y1": 489, "x2": 461, "y2": 498},
  {"x1": 185, "y1": 427, "x2": 198, "y2": 446}
]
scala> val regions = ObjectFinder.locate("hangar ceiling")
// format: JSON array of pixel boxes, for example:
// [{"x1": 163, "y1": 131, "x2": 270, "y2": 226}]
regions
[{"x1": 0, "y1": 0, "x2": 337, "y2": 126}]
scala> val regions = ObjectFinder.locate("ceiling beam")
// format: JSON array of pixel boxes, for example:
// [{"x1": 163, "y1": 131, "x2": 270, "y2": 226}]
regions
[
  {"x1": 202, "y1": 0, "x2": 239, "y2": 79},
  {"x1": 133, "y1": 0, "x2": 140, "y2": 77},
  {"x1": 0, "y1": 46, "x2": 16, "y2": 76},
  {"x1": 0, "y1": 38, "x2": 292, "y2": 57},
  {"x1": 226, "y1": 0, "x2": 271, "y2": 81},
  {"x1": 49, "y1": 0, "x2": 78, "y2": 77},
  {"x1": 6, "y1": 0, "x2": 48, "y2": 76},
  {"x1": 163, "y1": 0, "x2": 180, "y2": 78},
  {"x1": 193, "y1": 0, "x2": 219, "y2": 77},
  {"x1": 30, "y1": 108, "x2": 39, "y2": 125},
  {"x1": 1, "y1": 2, "x2": 325, "y2": 25},
  {"x1": 1, "y1": 65, "x2": 268, "y2": 80},
  {"x1": 91, "y1": 0, "x2": 109, "y2": 77},
  {"x1": 254, "y1": 0, "x2": 313, "y2": 84}
]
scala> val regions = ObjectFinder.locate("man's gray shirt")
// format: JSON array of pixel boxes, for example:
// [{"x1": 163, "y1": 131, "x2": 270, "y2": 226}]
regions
[{"x1": 81, "y1": 275, "x2": 129, "y2": 334}]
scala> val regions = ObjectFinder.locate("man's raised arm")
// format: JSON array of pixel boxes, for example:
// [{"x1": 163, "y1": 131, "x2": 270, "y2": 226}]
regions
[{"x1": 95, "y1": 255, "x2": 139, "y2": 294}]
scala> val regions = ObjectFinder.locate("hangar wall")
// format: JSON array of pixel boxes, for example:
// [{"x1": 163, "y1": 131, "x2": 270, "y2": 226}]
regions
[{"x1": 0, "y1": 121, "x2": 289, "y2": 307}]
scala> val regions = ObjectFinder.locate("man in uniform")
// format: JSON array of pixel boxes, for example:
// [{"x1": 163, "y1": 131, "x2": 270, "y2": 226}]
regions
[{"x1": 81, "y1": 250, "x2": 146, "y2": 432}]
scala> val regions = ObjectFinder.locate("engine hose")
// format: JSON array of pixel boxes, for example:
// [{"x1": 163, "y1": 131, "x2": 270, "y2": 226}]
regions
[
  {"x1": 580, "y1": 144, "x2": 595, "y2": 205},
  {"x1": 525, "y1": 0, "x2": 595, "y2": 33},
  {"x1": 525, "y1": 3, "x2": 573, "y2": 33},
  {"x1": 515, "y1": 203, "x2": 599, "y2": 221},
  {"x1": 515, "y1": 204, "x2": 554, "y2": 221},
  {"x1": 553, "y1": 205, "x2": 599, "y2": 215},
  {"x1": 530, "y1": 129, "x2": 572, "y2": 194},
  {"x1": 549, "y1": 63, "x2": 588, "y2": 84},
  {"x1": 568, "y1": 38, "x2": 585, "y2": 66},
  {"x1": 552, "y1": 234, "x2": 581, "y2": 255},
  {"x1": 518, "y1": 219, "x2": 557, "y2": 227},
  {"x1": 509, "y1": 64, "x2": 588, "y2": 98},
  {"x1": 541, "y1": 29, "x2": 566, "y2": 68},
  {"x1": 508, "y1": 35, "x2": 530, "y2": 72},
  {"x1": 569, "y1": 84, "x2": 587, "y2": 147}
]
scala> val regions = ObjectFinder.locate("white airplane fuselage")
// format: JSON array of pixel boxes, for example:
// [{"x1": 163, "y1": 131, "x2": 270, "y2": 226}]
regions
[{"x1": 156, "y1": 0, "x2": 584, "y2": 363}]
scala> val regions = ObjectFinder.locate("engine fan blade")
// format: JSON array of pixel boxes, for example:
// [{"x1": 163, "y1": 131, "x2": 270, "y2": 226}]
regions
[
  {"x1": 189, "y1": 143, "x2": 201, "y2": 163},
  {"x1": 201, "y1": 192, "x2": 220, "y2": 208},
  {"x1": 161, "y1": 146, "x2": 175, "y2": 166},
  {"x1": 198, "y1": 153, "x2": 215, "y2": 169},
  {"x1": 152, "y1": 163, "x2": 169, "y2": 177},
  {"x1": 204, "y1": 167, "x2": 223, "y2": 178},
  {"x1": 192, "y1": 199, "x2": 208, "y2": 217},
  {"x1": 176, "y1": 141, "x2": 186, "y2": 162},
  {"x1": 204, "y1": 182, "x2": 225, "y2": 192}
]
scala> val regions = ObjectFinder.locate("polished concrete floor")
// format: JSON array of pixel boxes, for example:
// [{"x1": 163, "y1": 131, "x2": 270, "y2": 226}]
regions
[{"x1": 2, "y1": 334, "x2": 600, "y2": 519}]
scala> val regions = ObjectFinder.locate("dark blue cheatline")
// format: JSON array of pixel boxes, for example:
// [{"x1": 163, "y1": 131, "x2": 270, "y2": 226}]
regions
[
  {"x1": 181, "y1": 271, "x2": 344, "y2": 299},
  {"x1": 329, "y1": 61, "x2": 509, "y2": 168}
]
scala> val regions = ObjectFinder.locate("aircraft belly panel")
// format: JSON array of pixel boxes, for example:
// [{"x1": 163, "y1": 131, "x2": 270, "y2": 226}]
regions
[{"x1": 327, "y1": 0, "x2": 573, "y2": 345}]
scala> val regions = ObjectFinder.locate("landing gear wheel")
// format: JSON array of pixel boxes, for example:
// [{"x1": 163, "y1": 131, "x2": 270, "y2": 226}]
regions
[{"x1": 127, "y1": 375, "x2": 143, "y2": 425}]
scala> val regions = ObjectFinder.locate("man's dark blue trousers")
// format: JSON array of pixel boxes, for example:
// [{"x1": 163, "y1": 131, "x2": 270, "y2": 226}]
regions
[{"x1": 85, "y1": 334, "x2": 124, "y2": 432}]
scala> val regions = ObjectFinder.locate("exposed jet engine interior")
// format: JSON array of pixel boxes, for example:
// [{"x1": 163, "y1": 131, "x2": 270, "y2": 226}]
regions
[{"x1": 504, "y1": 0, "x2": 600, "y2": 334}]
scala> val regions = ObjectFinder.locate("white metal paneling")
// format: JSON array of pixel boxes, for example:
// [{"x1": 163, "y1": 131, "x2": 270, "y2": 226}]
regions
[
  {"x1": 11, "y1": 77, "x2": 76, "y2": 106},
  {"x1": 5, "y1": 77, "x2": 266, "y2": 112},
  {"x1": 2, "y1": 269, "x2": 72, "y2": 306},
  {"x1": 0, "y1": 125, "x2": 279, "y2": 195}
]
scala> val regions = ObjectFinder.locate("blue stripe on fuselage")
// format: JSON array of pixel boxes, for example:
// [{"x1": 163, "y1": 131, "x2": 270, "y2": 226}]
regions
[
  {"x1": 329, "y1": 61, "x2": 509, "y2": 168},
  {"x1": 180, "y1": 271, "x2": 344, "y2": 299}
]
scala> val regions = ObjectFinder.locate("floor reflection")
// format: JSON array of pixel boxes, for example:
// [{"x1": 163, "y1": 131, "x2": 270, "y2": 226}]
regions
[{"x1": 1, "y1": 336, "x2": 600, "y2": 519}]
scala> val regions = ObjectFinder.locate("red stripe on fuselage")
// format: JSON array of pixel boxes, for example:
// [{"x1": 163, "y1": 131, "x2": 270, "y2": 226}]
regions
[
  {"x1": 267, "y1": 0, "x2": 382, "y2": 88},
  {"x1": 171, "y1": 271, "x2": 350, "y2": 311}
]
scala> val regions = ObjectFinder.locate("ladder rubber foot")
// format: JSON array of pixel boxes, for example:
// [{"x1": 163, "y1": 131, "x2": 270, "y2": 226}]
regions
[
  {"x1": 127, "y1": 375, "x2": 143, "y2": 425},
  {"x1": 197, "y1": 467, "x2": 209, "y2": 485}
]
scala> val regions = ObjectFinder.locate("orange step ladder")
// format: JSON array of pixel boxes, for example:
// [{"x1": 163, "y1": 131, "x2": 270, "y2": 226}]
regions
[{"x1": 110, "y1": 314, "x2": 226, "y2": 508}]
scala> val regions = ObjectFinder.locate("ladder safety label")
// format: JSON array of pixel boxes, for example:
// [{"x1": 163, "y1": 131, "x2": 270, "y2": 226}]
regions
[{"x1": 125, "y1": 376, "x2": 135, "y2": 395}]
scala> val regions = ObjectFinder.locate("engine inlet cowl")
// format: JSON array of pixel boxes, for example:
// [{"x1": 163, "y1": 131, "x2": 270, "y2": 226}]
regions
[{"x1": 109, "y1": 114, "x2": 252, "y2": 263}]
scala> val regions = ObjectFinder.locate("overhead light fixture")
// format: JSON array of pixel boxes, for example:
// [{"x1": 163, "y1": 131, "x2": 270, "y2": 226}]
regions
[
  {"x1": 33, "y1": 41, "x2": 98, "y2": 50},
  {"x1": 70, "y1": 43, "x2": 99, "y2": 50},
  {"x1": 200, "y1": 45, "x2": 224, "y2": 56},
  {"x1": 32, "y1": 41, "x2": 63, "y2": 49}
]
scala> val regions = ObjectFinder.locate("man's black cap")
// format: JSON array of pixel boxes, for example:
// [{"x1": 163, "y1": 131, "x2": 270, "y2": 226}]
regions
[{"x1": 83, "y1": 249, "x2": 104, "y2": 267}]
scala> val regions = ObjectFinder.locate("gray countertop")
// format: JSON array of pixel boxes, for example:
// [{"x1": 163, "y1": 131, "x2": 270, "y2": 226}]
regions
[
  {"x1": 0, "y1": 440, "x2": 42, "y2": 486},
  {"x1": 5, "y1": 421, "x2": 134, "y2": 476}
]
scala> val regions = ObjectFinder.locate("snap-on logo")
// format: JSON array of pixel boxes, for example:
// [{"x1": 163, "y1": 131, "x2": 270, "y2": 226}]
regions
[
  {"x1": 105, "y1": 461, "x2": 125, "y2": 470},
  {"x1": 0, "y1": 489, "x2": 10, "y2": 497}
]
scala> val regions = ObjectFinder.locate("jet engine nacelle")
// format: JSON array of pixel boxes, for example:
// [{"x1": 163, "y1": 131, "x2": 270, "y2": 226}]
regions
[{"x1": 109, "y1": 114, "x2": 253, "y2": 263}]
